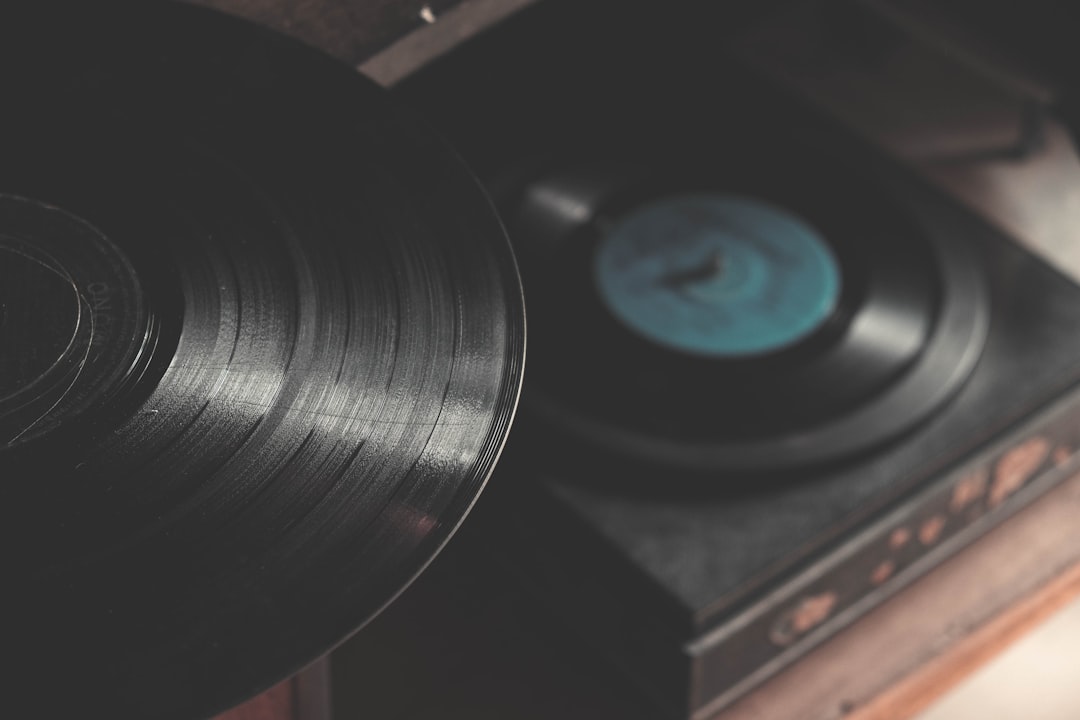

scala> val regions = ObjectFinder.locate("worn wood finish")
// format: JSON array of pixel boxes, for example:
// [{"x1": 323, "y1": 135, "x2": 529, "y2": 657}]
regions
[
  {"x1": 357, "y1": 0, "x2": 539, "y2": 85},
  {"x1": 186, "y1": 0, "x2": 461, "y2": 65},
  {"x1": 187, "y1": 0, "x2": 538, "y2": 84},
  {"x1": 213, "y1": 679, "x2": 295, "y2": 720},
  {"x1": 852, "y1": 561, "x2": 1080, "y2": 720},
  {"x1": 713, "y1": 472, "x2": 1080, "y2": 720},
  {"x1": 214, "y1": 657, "x2": 331, "y2": 720}
]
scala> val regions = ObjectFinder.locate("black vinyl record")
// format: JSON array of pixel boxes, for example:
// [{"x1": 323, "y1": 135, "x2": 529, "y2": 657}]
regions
[
  {"x1": 508, "y1": 145, "x2": 987, "y2": 477},
  {"x1": 0, "y1": 3, "x2": 524, "y2": 718}
]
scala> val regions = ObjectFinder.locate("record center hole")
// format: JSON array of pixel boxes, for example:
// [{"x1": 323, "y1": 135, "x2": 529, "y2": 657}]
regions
[{"x1": 659, "y1": 250, "x2": 726, "y2": 288}]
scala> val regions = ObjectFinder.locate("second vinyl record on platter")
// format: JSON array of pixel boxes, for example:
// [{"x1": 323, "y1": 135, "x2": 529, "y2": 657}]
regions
[
  {"x1": 0, "y1": 3, "x2": 525, "y2": 718},
  {"x1": 507, "y1": 143, "x2": 988, "y2": 479}
]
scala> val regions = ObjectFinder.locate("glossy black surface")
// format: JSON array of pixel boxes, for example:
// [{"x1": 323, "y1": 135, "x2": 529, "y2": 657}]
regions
[
  {"x1": 508, "y1": 150, "x2": 987, "y2": 473},
  {"x1": 0, "y1": 4, "x2": 524, "y2": 718}
]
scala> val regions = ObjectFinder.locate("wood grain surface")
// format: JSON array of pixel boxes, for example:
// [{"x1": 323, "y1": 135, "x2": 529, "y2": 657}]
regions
[
  {"x1": 213, "y1": 679, "x2": 295, "y2": 720},
  {"x1": 214, "y1": 657, "x2": 331, "y2": 720},
  {"x1": 714, "y1": 472, "x2": 1080, "y2": 720},
  {"x1": 187, "y1": 0, "x2": 461, "y2": 65},
  {"x1": 187, "y1": 0, "x2": 538, "y2": 84}
]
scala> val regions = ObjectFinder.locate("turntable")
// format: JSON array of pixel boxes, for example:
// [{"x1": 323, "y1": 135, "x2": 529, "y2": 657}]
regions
[
  {"x1": 389, "y1": 0, "x2": 1080, "y2": 717},
  {"x1": 7, "y1": 0, "x2": 1080, "y2": 718}
]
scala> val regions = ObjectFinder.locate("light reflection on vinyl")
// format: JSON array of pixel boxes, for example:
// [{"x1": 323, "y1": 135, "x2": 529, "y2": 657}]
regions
[{"x1": 0, "y1": 3, "x2": 525, "y2": 719}]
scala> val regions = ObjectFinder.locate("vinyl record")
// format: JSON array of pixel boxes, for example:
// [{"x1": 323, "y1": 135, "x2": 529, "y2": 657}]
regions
[
  {"x1": 0, "y1": 3, "x2": 524, "y2": 718},
  {"x1": 507, "y1": 146, "x2": 986, "y2": 476}
]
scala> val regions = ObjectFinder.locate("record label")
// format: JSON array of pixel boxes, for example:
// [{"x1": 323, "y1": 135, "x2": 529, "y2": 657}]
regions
[{"x1": 594, "y1": 194, "x2": 841, "y2": 357}]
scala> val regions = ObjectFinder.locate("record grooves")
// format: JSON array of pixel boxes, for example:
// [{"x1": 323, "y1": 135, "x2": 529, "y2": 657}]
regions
[
  {"x1": 509, "y1": 149, "x2": 988, "y2": 477},
  {"x1": 0, "y1": 195, "x2": 160, "y2": 447},
  {"x1": 0, "y1": 3, "x2": 525, "y2": 719}
]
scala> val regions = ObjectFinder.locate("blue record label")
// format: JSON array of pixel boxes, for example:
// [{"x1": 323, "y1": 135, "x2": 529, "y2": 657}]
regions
[{"x1": 594, "y1": 193, "x2": 841, "y2": 357}]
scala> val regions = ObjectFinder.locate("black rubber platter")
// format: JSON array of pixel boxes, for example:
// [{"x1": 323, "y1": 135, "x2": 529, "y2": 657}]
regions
[{"x1": 0, "y1": 3, "x2": 524, "y2": 718}]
